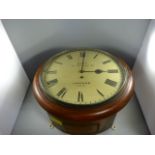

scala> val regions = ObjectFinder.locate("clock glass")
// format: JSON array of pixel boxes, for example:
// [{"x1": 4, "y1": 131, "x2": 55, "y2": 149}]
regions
[{"x1": 39, "y1": 49, "x2": 127, "y2": 106}]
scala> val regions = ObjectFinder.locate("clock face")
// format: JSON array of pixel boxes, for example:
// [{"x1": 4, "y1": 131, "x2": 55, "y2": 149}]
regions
[{"x1": 40, "y1": 49, "x2": 126, "y2": 106}]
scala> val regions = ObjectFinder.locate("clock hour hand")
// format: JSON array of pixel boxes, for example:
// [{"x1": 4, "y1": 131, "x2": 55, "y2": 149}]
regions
[
  {"x1": 81, "y1": 69, "x2": 106, "y2": 74},
  {"x1": 81, "y1": 69, "x2": 118, "y2": 74}
]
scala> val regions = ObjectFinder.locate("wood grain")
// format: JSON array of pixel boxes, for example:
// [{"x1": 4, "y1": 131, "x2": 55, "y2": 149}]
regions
[{"x1": 32, "y1": 56, "x2": 134, "y2": 134}]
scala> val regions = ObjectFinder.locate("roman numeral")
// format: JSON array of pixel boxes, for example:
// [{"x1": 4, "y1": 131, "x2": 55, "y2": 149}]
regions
[
  {"x1": 105, "y1": 79, "x2": 117, "y2": 87},
  {"x1": 80, "y1": 51, "x2": 86, "y2": 57},
  {"x1": 46, "y1": 70, "x2": 57, "y2": 74},
  {"x1": 57, "y1": 88, "x2": 67, "y2": 98},
  {"x1": 77, "y1": 91, "x2": 84, "y2": 102},
  {"x1": 96, "y1": 89, "x2": 104, "y2": 97},
  {"x1": 55, "y1": 61, "x2": 63, "y2": 65},
  {"x1": 103, "y1": 60, "x2": 111, "y2": 64},
  {"x1": 66, "y1": 55, "x2": 73, "y2": 59},
  {"x1": 47, "y1": 79, "x2": 58, "y2": 87},
  {"x1": 107, "y1": 69, "x2": 118, "y2": 73}
]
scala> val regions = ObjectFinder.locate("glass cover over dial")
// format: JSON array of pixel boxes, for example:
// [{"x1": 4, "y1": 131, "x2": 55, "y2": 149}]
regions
[{"x1": 39, "y1": 49, "x2": 127, "y2": 106}]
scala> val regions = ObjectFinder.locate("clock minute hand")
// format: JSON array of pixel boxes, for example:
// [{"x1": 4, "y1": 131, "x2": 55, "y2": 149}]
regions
[{"x1": 80, "y1": 52, "x2": 86, "y2": 72}]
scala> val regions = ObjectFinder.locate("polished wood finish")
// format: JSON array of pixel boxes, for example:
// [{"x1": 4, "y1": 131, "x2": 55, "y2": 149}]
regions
[
  {"x1": 33, "y1": 57, "x2": 134, "y2": 134},
  {"x1": 50, "y1": 114, "x2": 116, "y2": 134}
]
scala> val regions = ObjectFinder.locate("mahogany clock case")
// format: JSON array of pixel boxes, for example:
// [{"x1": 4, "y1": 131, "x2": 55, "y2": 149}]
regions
[{"x1": 32, "y1": 49, "x2": 134, "y2": 134}]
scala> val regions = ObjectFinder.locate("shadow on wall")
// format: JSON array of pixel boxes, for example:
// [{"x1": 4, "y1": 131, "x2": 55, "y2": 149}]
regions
[{"x1": 24, "y1": 47, "x2": 135, "y2": 82}]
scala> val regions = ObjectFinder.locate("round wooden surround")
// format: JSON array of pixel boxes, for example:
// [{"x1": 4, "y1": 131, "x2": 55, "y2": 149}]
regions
[{"x1": 33, "y1": 57, "x2": 134, "y2": 134}]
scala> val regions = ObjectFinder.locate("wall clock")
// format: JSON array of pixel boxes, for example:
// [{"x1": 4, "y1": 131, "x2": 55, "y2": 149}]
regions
[{"x1": 33, "y1": 49, "x2": 134, "y2": 134}]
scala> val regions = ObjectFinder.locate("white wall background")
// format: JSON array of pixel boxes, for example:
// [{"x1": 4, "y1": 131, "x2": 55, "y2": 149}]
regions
[
  {"x1": 133, "y1": 20, "x2": 155, "y2": 134},
  {"x1": 0, "y1": 21, "x2": 29, "y2": 134},
  {"x1": 2, "y1": 19, "x2": 150, "y2": 80}
]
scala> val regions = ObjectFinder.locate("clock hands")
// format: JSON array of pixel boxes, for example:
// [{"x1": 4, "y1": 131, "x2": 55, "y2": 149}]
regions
[
  {"x1": 81, "y1": 69, "x2": 105, "y2": 74},
  {"x1": 81, "y1": 69, "x2": 118, "y2": 74},
  {"x1": 80, "y1": 52, "x2": 86, "y2": 73},
  {"x1": 79, "y1": 51, "x2": 118, "y2": 74}
]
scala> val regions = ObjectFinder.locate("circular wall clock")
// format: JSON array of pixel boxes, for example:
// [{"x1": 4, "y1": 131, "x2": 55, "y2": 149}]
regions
[{"x1": 33, "y1": 49, "x2": 134, "y2": 134}]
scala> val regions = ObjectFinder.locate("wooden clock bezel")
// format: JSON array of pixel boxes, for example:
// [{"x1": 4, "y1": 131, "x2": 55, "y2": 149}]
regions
[{"x1": 33, "y1": 55, "x2": 134, "y2": 123}]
